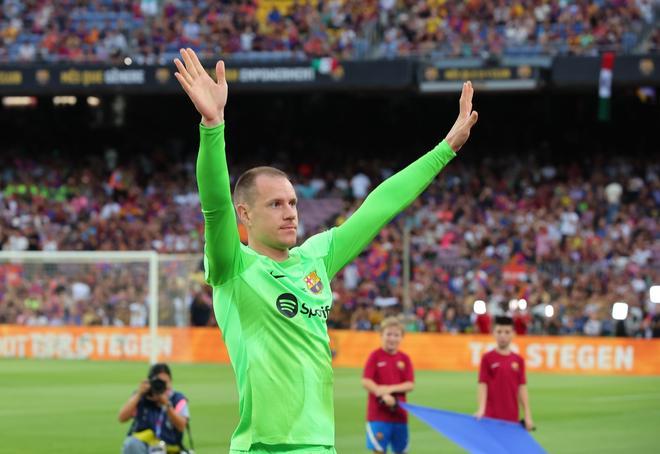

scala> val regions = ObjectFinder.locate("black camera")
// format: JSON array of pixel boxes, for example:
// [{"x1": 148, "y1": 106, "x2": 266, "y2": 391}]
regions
[{"x1": 148, "y1": 377, "x2": 167, "y2": 396}]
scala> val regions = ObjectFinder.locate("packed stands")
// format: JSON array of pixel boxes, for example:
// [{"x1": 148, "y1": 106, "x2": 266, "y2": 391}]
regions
[
  {"x1": 1, "y1": 142, "x2": 657, "y2": 337},
  {"x1": 1, "y1": 0, "x2": 656, "y2": 63}
]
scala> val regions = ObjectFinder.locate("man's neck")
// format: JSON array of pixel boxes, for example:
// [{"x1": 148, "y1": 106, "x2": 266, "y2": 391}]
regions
[
  {"x1": 248, "y1": 240, "x2": 289, "y2": 262},
  {"x1": 495, "y1": 346, "x2": 511, "y2": 355}
]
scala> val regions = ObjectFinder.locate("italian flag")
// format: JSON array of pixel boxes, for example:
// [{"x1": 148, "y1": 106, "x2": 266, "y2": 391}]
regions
[
  {"x1": 598, "y1": 52, "x2": 615, "y2": 121},
  {"x1": 312, "y1": 57, "x2": 339, "y2": 75}
]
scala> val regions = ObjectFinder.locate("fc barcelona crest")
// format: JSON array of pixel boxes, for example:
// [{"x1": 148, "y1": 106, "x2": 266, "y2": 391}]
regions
[{"x1": 304, "y1": 271, "x2": 324, "y2": 294}]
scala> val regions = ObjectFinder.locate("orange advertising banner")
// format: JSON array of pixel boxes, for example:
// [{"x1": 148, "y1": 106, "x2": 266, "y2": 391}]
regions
[
  {"x1": 329, "y1": 331, "x2": 660, "y2": 376},
  {"x1": 0, "y1": 325, "x2": 229, "y2": 363},
  {"x1": 2, "y1": 325, "x2": 659, "y2": 375}
]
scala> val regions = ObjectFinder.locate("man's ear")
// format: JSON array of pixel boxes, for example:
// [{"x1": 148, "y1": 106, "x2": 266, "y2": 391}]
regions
[{"x1": 236, "y1": 203, "x2": 251, "y2": 226}]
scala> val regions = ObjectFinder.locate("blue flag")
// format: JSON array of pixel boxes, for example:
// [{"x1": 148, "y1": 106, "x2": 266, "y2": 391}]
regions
[{"x1": 401, "y1": 403, "x2": 546, "y2": 454}]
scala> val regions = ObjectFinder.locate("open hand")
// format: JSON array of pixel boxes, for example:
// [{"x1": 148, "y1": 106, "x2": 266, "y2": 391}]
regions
[
  {"x1": 443, "y1": 81, "x2": 479, "y2": 152},
  {"x1": 174, "y1": 48, "x2": 227, "y2": 127}
]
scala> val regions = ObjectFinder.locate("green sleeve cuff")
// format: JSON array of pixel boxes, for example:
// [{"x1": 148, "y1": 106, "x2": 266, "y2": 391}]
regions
[
  {"x1": 434, "y1": 139, "x2": 457, "y2": 159},
  {"x1": 200, "y1": 122, "x2": 225, "y2": 133}
]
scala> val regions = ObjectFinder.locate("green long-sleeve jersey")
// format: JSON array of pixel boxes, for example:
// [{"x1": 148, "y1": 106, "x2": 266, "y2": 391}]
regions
[{"x1": 197, "y1": 122, "x2": 455, "y2": 450}]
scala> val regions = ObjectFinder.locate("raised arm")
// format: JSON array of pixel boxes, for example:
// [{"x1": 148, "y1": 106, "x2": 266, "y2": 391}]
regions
[
  {"x1": 118, "y1": 380, "x2": 149, "y2": 423},
  {"x1": 326, "y1": 82, "x2": 478, "y2": 278},
  {"x1": 175, "y1": 49, "x2": 241, "y2": 284}
]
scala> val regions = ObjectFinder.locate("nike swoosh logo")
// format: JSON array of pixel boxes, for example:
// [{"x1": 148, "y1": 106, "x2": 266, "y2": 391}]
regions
[{"x1": 269, "y1": 271, "x2": 286, "y2": 279}]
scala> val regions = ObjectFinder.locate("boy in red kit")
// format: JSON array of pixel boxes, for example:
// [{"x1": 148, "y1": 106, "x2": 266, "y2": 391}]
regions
[
  {"x1": 476, "y1": 316, "x2": 535, "y2": 430},
  {"x1": 362, "y1": 317, "x2": 414, "y2": 453}
]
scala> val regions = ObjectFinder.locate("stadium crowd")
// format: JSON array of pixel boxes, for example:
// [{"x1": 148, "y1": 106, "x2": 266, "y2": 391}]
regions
[
  {"x1": 0, "y1": 0, "x2": 656, "y2": 63},
  {"x1": 0, "y1": 145, "x2": 658, "y2": 338}
]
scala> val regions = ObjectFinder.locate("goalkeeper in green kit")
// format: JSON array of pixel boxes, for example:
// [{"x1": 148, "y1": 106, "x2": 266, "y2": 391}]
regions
[{"x1": 173, "y1": 48, "x2": 479, "y2": 454}]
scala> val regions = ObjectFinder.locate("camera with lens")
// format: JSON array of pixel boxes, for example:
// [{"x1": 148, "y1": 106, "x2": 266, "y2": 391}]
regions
[{"x1": 148, "y1": 377, "x2": 167, "y2": 396}]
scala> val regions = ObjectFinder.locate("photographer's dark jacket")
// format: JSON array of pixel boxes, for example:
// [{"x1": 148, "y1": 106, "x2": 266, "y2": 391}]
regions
[{"x1": 131, "y1": 391, "x2": 189, "y2": 446}]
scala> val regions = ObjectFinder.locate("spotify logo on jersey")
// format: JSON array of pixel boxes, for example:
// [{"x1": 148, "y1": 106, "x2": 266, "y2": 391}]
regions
[{"x1": 276, "y1": 293, "x2": 299, "y2": 318}]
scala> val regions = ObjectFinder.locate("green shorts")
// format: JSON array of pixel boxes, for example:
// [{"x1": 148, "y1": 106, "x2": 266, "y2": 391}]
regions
[{"x1": 229, "y1": 444, "x2": 336, "y2": 454}]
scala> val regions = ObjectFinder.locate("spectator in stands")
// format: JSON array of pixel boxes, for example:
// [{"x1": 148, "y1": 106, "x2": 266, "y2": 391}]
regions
[
  {"x1": 189, "y1": 284, "x2": 212, "y2": 326},
  {"x1": 0, "y1": 119, "x2": 657, "y2": 337},
  {"x1": 0, "y1": 1, "x2": 654, "y2": 62}
]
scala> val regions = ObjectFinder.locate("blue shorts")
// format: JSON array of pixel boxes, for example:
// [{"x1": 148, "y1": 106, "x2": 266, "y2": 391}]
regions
[{"x1": 366, "y1": 421, "x2": 409, "y2": 453}]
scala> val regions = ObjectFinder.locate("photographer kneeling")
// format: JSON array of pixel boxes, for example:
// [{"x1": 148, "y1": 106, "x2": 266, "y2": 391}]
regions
[{"x1": 118, "y1": 363, "x2": 190, "y2": 453}]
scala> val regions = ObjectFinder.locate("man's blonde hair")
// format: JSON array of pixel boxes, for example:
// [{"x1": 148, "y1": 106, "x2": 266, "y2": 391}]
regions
[{"x1": 380, "y1": 316, "x2": 405, "y2": 334}]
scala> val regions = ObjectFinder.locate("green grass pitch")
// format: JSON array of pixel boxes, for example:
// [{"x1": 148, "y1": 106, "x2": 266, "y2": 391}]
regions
[{"x1": 1, "y1": 359, "x2": 659, "y2": 453}]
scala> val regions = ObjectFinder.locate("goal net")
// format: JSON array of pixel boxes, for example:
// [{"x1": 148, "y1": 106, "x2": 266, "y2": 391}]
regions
[{"x1": 0, "y1": 251, "x2": 202, "y2": 363}]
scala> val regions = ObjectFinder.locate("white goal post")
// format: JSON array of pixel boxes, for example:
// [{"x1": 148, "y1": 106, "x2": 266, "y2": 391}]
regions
[{"x1": 0, "y1": 251, "x2": 201, "y2": 364}]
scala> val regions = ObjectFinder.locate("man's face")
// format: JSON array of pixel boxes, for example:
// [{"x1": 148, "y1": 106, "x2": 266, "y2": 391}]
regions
[
  {"x1": 240, "y1": 175, "x2": 298, "y2": 250},
  {"x1": 381, "y1": 326, "x2": 403, "y2": 353},
  {"x1": 494, "y1": 324, "x2": 513, "y2": 350}
]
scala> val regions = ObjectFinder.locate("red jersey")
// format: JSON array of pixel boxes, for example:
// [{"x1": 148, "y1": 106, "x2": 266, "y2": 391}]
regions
[
  {"x1": 475, "y1": 313, "x2": 492, "y2": 334},
  {"x1": 478, "y1": 350, "x2": 526, "y2": 422},
  {"x1": 513, "y1": 312, "x2": 530, "y2": 335},
  {"x1": 363, "y1": 348, "x2": 414, "y2": 423}
]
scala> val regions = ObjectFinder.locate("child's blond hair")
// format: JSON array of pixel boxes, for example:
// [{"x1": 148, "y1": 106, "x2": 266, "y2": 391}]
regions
[{"x1": 380, "y1": 316, "x2": 405, "y2": 334}]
